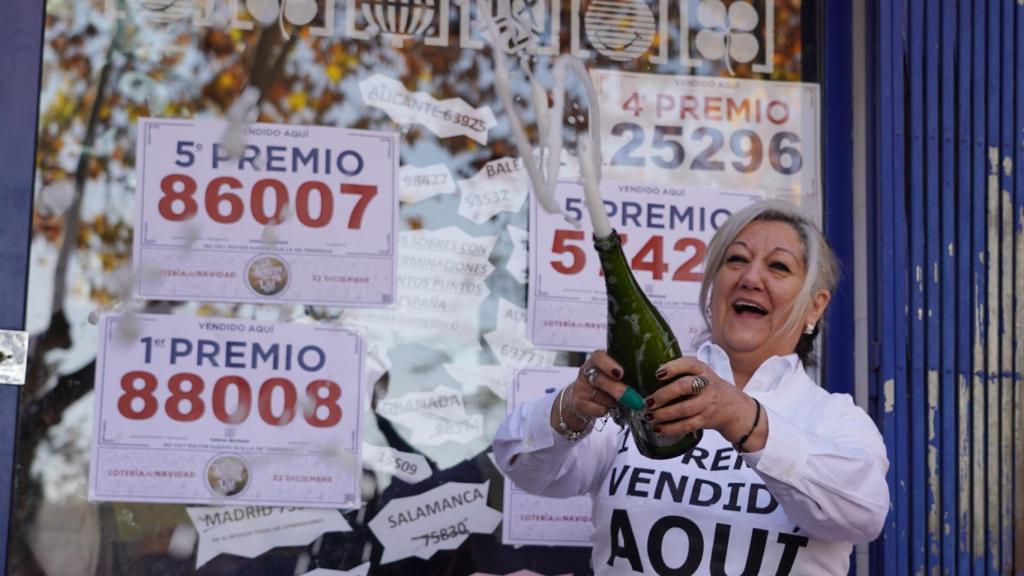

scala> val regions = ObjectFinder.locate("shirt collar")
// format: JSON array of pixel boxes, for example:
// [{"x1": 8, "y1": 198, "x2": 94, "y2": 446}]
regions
[{"x1": 695, "y1": 341, "x2": 801, "y2": 392}]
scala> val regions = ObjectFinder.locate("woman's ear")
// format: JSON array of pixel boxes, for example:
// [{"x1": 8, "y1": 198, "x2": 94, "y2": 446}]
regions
[{"x1": 805, "y1": 289, "x2": 832, "y2": 327}]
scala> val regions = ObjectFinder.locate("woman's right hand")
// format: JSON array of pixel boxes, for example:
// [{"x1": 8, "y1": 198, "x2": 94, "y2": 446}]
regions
[{"x1": 549, "y1": 350, "x2": 636, "y2": 433}]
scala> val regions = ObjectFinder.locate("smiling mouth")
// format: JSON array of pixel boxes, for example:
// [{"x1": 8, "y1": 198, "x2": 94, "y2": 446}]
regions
[{"x1": 732, "y1": 301, "x2": 768, "y2": 317}]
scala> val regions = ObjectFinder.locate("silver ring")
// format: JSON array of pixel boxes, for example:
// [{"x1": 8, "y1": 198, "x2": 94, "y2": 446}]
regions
[
  {"x1": 691, "y1": 375, "x2": 709, "y2": 394},
  {"x1": 584, "y1": 366, "x2": 599, "y2": 385},
  {"x1": 590, "y1": 386, "x2": 599, "y2": 401}
]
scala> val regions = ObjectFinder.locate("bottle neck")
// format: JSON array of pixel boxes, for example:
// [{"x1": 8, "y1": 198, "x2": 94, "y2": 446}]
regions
[{"x1": 592, "y1": 229, "x2": 620, "y2": 254}]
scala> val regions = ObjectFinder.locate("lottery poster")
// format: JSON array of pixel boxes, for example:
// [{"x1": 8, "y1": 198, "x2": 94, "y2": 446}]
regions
[
  {"x1": 528, "y1": 180, "x2": 761, "y2": 352},
  {"x1": 89, "y1": 313, "x2": 364, "y2": 509},
  {"x1": 593, "y1": 69, "x2": 821, "y2": 209},
  {"x1": 132, "y1": 118, "x2": 398, "y2": 306},
  {"x1": 502, "y1": 368, "x2": 593, "y2": 547}
]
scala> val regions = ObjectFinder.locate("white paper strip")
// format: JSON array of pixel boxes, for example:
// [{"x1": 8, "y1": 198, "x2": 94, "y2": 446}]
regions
[
  {"x1": 484, "y1": 299, "x2": 557, "y2": 369},
  {"x1": 457, "y1": 157, "x2": 530, "y2": 224},
  {"x1": 375, "y1": 385, "x2": 484, "y2": 447},
  {"x1": 343, "y1": 227, "x2": 496, "y2": 362},
  {"x1": 0, "y1": 329, "x2": 28, "y2": 385},
  {"x1": 360, "y1": 74, "x2": 497, "y2": 144},
  {"x1": 399, "y1": 164, "x2": 457, "y2": 204},
  {"x1": 186, "y1": 506, "x2": 351, "y2": 568},
  {"x1": 362, "y1": 444, "x2": 432, "y2": 484},
  {"x1": 443, "y1": 363, "x2": 515, "y2": 399},
  {"x1": 368, "y1": 481, "x2": 501, "y2": 564},
  {"x1": 504, "y1": 225, "x2": 529, "y2": 285}
]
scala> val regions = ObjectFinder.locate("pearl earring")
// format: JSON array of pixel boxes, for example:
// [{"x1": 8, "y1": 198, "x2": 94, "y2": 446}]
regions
[{"x1": 804, "y1": 322, "x2": 816, "y2": 335}]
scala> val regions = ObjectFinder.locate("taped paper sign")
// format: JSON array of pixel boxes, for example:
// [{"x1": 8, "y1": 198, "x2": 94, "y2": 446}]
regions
[
  {"x1": 443, "y1": 363, "x2": 515, "y2": 399},
  {"x1": 305, "y1": 564, "x2": 370, "y2": 576},
  {"x1": 484, "y1": 299, "x2": 557, "y2": 369},
  {"x1": 0, "y1": 329, "x2": 28, "y2": 385},
  {"x1": 186, "y1": 506, "x2": 351, "y2": 568},
  {"x1": 89, "y1": 314, "x2": 365, "y2": 508},
  {"x1": 132, "y1": 118, "x2": 398, "y2": 307},
  {"x1": 593, "y1": 69, "x2": 821, "y2": 208},
  {"x1": 343, "y1": 227, "x2": 496, "y2": 362},
  {"x1": 457, "y1": 157, "x2": 530, "y2": 224},
  {"x1": 368, "y1": 481, "x2": 501, "y2": 564},
  {"x1": 399, "y1": 164, "x2": 457, "y2": 204},
  {"x1": 375, "y1": 385, "x2": 484, "y2": 446},
  {"x1": 362, "y1": 444, "x2": 431, "y2": 484},
  {"x1": 505, "y1": 225, "x2": 529, "y2": 285},
  {"x1": 504, "y1": 369, "x2": 592, "y2": 547},
  {"x1": 360, "y1": 74, "x2": 497, "y2": 144}
]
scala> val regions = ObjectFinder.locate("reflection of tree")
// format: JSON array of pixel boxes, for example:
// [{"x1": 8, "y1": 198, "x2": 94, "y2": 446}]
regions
[{"x1": 14, "y1": 9, "x2": 314, "y2": 573}]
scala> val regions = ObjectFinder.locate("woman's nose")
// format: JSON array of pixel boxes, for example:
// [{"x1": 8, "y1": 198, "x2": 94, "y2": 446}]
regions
[{"x1": 738, "y1": 264, "x2": 765, "y2": 290}]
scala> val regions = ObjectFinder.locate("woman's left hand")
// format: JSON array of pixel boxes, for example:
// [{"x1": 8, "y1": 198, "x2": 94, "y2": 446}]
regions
[{"x1": 644, "y1": 356, "x2": 765, "y2": 451}]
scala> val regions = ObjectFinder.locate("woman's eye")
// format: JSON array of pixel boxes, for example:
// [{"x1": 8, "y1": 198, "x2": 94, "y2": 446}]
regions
[
  {"x1": 726, "y1": 254, "x2": 747, "y2": 264},
  {"x1": 770, "y1": 262, "x2": 791, "y2": 272}
]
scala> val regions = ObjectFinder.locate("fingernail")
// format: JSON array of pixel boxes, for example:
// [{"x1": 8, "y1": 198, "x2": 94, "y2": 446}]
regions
[
  {"x1": 652, "y1": 425, "x2": 662, "y2": 433},
  {"x1": 645, "y1": 398, "x2": 655, "y2": 408},
  {"x1": 611, "y1": 368, "x2": 622, "y2": 379},
  {"x1": 619, "y1": 388, "x2": 644, "y2": 411},
  {"x1": 655, "y1": 368, "x2": 667, "y2": 380}
]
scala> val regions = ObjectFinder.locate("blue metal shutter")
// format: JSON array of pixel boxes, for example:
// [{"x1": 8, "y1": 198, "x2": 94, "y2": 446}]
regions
[{"x1": 869, "y1": 0, "x2": 1024, "y2": 574}]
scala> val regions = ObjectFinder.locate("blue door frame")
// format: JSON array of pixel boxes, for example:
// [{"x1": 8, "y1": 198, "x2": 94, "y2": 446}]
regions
[
  {"x1": 0, "y1": 0, "x2": 46, "y2": 571},
  {"x1": 0, "y1": 0, "x2": 859, "y2": 573}
]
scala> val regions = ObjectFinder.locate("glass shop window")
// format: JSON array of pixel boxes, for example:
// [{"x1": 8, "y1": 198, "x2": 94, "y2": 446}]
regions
[{"x1": 8, "y1": 0, "x2": 821, "y2": 574}]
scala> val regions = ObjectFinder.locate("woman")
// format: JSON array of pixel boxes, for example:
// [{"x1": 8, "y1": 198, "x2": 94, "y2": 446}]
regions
[{"x1": 493, "y1": 200, "x2": 889, "y2": 575}]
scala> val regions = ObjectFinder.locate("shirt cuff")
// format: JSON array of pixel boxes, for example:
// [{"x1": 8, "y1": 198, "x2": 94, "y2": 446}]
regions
[
  {"x1": 507, "y1": 390, "x2": 591, "y2": 469},
  {"x1": 743, "y1": 404, "x2": 809, "y2": 485}
]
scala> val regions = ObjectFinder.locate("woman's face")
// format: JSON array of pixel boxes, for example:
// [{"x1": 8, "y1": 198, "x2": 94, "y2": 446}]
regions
[{"x1": 709, "y1": 219, "x2": 830, "y2": 365}]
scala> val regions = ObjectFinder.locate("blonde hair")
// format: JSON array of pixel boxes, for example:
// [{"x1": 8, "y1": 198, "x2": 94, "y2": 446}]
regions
[{"x1": 697, "y1": 199, "x2": 839, "y2": 362}]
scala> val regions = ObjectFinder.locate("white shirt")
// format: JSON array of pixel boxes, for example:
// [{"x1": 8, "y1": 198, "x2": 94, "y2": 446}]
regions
[{"x1": 493, "y1": 343, "x2": 889, "y2": 575}]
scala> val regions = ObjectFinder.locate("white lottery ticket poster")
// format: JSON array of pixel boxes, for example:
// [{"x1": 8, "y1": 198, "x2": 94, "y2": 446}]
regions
[
  {"x1": 593, "y1": 69, "x2": 821, "y2": 210},
  {"x1": 89, "y1": 313, "x2": 364, "y2": 509},
  {"x1": 133, "y1": 118, "x2": 398, "y2": 306},
  {"x1": 528, "y1": 180, "x2": 760, "y2": 352},
  {"x1": 502, "y1": 367, "x2": 592, "y2": 547}
]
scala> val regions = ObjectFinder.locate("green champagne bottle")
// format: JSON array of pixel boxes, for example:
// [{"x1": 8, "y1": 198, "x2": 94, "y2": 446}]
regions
[{"x1": 594, "y1": 229, "x2": 702, "y2": 459}]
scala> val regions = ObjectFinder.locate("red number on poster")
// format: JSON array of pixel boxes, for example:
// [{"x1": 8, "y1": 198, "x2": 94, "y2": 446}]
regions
[
  {"x1": 205, "y1": 177, "x2": 245, "y2": 223},
  {"x1": 166, "y1": 372, "x2": 205, "y2": 421},
  {"x1": 296, "y1": 181, "x2": 333, "y2": 228},
  {"x1": 305, "y1": 379, "x2": 343, "y2": 428},
  {"x1": 671, "y1": 238, "x2": 707, "y2": 282},
  {"x1": 212, "y1": 375, "x2": 252, "y2": 424},
  {"x1": 158, "y1": 175, "x2": 199, "y2": 221},
  {"x1": 156, "y1": 174, "x2": 377, "y2": 229},
  {"x1": 630, "y1": 235, "x2": 668, "y2": 280},
  {"x1": 118, "y1": 370, "x2": 159, "y2": 420},
  {"x1": 114, "y1": 372, "x2": 343, "y2": 427},
  {"x1": 548, "y1": 231, "x2": 707, "y2": 282},
  {"x1": 258, "y1": 377, "x2": 297, "y2": 426},
  {"x1": 252, "y1": 179, "x2": 288, "y2": 225},
  {"x1": 550, "y1": 229, "x2": 586, "y2": 274}
]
